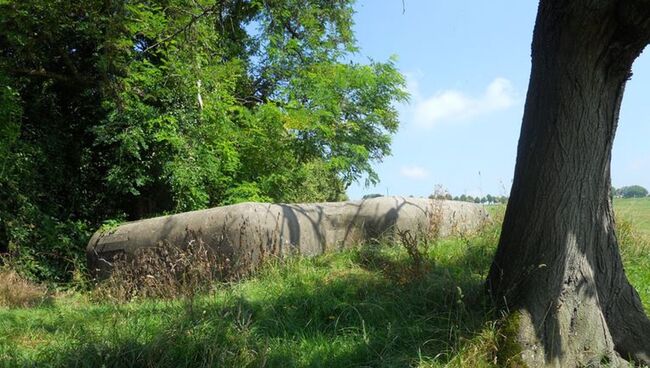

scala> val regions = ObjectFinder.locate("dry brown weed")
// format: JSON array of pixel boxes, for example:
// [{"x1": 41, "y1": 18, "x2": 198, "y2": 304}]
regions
[
  {"x1": 0, "y1": 269, "x2": 48, "y2": 308},
  {"x1": 93, "y1": 237, "x2": 233, "y2": 302}
]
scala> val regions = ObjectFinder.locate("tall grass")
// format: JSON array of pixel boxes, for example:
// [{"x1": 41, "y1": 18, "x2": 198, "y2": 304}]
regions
[
  {"x1": 0, "y1": 205, "x2": 648, "y2": 367},
  {"x1": 0, "y1": 220, "x2": 507, "y2": 367},
  {"x1": 617, "y1": 215, "x2": 650, "y2": 312},
  {"x1": 92, "y1": 238, "x2": 230, "y2": 302},
  {"x1": 615, "y1": 197, "x2": 650, "y2": 237},
  {"x1": 0, "y1": 269, "x2": 49, "y2": 308}
]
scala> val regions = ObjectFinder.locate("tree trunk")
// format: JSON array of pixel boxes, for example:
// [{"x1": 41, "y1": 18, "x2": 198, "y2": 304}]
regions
[{"x1": 487, "y1": 1, "x2": 650, "y2": 366}]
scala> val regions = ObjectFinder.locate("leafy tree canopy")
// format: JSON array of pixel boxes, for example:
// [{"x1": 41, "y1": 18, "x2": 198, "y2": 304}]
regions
[{"x1": 0, "y1": 0, "x2": 407, "y2": 281}]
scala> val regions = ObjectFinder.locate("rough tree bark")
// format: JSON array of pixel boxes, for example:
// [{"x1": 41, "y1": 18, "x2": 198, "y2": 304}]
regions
[{"x1": 487, "y1": 1, "x2": 650, "y2": 366}]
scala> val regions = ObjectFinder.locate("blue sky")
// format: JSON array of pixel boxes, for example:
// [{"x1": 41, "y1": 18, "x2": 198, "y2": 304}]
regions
[{"x1": 346, "y1": 1, "x2": 650, "y2": 199}]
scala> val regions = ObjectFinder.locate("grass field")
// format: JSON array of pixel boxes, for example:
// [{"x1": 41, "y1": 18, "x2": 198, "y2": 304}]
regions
[
  {"x1": 0, "y1": 206, "x2": 648, "y2": 367},
  {"x1": 615, "y1": 197, "x2": 650, "y2": 236},
  {"x1": 1, "y1": 231, "x2": 503, "y2": 367},
  {"x1": 615, "y1": 197, "x2": 650, "y2": 323}
]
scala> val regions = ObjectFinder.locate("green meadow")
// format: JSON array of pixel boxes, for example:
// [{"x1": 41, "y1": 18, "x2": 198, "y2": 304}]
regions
[
  {"x1": 615, "y1": 197, "x2": 650, "y2": 237},
  {"x1": 0, "y1": 206, "x2": 648, "y2": 368}
]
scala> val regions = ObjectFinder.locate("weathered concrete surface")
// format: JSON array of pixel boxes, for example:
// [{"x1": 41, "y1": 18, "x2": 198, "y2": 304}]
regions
[{"x1": 87, "y1": 196, "x2": 488, "y2": 278}]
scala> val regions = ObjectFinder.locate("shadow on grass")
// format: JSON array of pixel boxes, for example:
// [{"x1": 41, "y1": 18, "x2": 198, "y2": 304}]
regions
[{"x1": 2, "y1": 237, "x2": 499, "y2": 368}]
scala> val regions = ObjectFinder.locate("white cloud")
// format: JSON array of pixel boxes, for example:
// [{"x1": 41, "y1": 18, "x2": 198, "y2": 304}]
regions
[
  {"x1": 410, "y1": 77, "x2": 517, "y2": 128},
  {"x1": 400, "y1": 165, "x2": 429, "y2": 179}
]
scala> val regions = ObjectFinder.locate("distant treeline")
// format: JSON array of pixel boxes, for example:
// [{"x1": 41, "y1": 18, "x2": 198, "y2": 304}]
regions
[
  {"x1": 362, "y1": 184, "x2": 650, "y2": 205},
  {"x1": 613, "y1": 185, "x2": 649, "y2": 198},
  {"x1": 362, "y1": 193, "x2": 509, "y2": 204}
]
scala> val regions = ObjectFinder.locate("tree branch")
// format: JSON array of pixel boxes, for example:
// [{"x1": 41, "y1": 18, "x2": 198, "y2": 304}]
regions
[
  {"x1": 142, "y1": 1, "x2": 223, "y2": 54},
  {"x1": 13, "y1": 68, "x2": 96, "y2": 86}
]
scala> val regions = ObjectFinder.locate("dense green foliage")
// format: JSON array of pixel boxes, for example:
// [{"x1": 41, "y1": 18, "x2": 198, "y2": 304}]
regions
[{"x1": 0, "y1": 0, "x2": 407, "y2": 281}]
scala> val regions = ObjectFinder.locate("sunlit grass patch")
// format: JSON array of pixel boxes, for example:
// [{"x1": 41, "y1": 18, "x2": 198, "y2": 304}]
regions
[{"x1": 615, "y1": 197, "x2": 650, "y2": 237}]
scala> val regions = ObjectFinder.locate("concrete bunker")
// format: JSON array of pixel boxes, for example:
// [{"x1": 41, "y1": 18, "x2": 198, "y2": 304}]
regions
[{"x1": 87, "y1": 196, "x2": 489, "y2": 279}]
